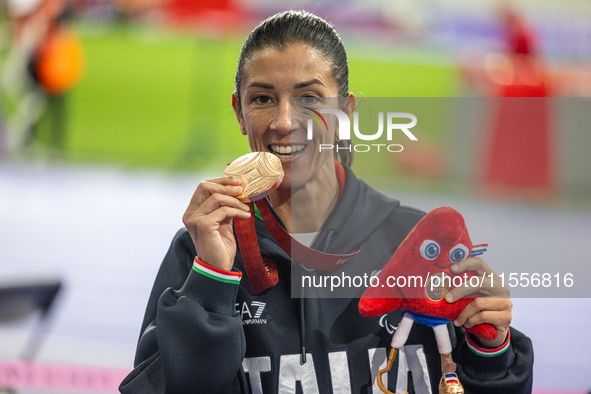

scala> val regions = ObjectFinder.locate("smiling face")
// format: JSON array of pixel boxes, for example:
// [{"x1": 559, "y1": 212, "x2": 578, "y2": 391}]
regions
[{"x1": 232, "y1": 43, "x2": 352, "y2": 191}]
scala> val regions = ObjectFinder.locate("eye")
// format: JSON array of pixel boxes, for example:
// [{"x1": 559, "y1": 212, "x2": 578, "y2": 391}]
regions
[
  {"x1": 254, "y1": 96, "x2": 271, "y2": 105},
  {"x1": 300, "y1": 96, "x2": 320, "y2": 105},
  {"x1": 419, "y1": 240, "x2": 440, "y2": 260},
  {"x1": 450, "y1": 244, "x2": 469, "y2": 263}
]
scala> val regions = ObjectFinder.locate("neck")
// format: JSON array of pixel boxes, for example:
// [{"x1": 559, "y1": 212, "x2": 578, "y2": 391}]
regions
[{"x1": 269, "y1": 163, "x2": 340, "y2": 234}]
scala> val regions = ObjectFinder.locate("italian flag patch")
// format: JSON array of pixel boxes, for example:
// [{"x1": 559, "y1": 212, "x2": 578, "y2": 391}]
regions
[
  {"x1": 466, "y1": 328, "x2": 511, "y2": 357},
  {"x1": 193, "y1": 258, "x2": 242, "y2": 285}
]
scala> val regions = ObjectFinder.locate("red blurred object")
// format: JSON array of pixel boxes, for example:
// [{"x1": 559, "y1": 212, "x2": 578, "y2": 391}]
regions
[
  {"x1": 167, "y1": 0, "x2": 233, "y2": 15},
  {"x1": 503, "y1": 6, "x2": 535, "y2": 56},
  {"x1": 481, "y1": 7, "x2": 554, "y2": 196},
  {"x1": 483, "y1": 96, "x2": 554, "y2": 192},
  {"x1": 395, "y1": 138, "x2": 449, "y2": 179},
  {"x1": 164, "y1": 0, "x2": 245, "y2": 31}
]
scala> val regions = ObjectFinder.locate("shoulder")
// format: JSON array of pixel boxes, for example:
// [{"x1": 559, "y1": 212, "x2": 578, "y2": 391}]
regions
[
  {"x1": 375, "y1": 204, "x2": 425, "y2": 250},
  {"x1": 344, "y1": 164, "x2": 425, "y2": 226},
  {"x1": 389, "y1": 204, "x2": 426, "y2": 226}
]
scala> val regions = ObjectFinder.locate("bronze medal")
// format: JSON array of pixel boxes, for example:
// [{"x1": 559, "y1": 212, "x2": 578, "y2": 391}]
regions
[
  {"x1": 223, "y1": 152, "x2": 284, "y2": 202},
  {"x1": 425, "y1": 272, "x2": 450, "y2": 302}
]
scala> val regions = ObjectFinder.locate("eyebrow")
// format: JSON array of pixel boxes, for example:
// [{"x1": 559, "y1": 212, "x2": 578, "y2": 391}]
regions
[
  {"x1": 247, "y1": 82, "x2": 274, "y2": 89},
  {"x1": 294, "y1": 79, "x2": 325, "y2": 89},
  {"x1": 246, "y1": 79, "x2": 326, "y2": 90}
]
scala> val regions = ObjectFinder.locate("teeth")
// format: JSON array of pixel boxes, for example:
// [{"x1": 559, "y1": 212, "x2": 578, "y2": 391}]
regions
[{"x1": 270, "y1": 145, "x2": 306, "y2": 156}]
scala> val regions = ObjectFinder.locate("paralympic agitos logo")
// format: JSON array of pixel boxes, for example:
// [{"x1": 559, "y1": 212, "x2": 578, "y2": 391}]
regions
[{"x1": 303, "y1": 107, "x2": 417, "y2": 153}]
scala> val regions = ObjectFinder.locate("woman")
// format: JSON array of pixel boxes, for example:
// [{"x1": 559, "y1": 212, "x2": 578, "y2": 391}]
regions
[{"x1": 120, "y1": 11, "x2": 532, "y2": 394}]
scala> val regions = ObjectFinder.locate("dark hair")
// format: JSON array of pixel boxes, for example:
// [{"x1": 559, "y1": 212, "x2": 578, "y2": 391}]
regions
[{"x1": 235, "y1": 10, "x2": 353, "y2": 166}]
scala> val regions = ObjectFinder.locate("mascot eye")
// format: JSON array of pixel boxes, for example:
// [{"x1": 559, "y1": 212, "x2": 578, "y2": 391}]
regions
[
  {"x1": 420, "y1": 240, "x2": 440, "y2": 260},
  {"x1": 450, "y1": 244, "x2": 469, "y2": 263}
]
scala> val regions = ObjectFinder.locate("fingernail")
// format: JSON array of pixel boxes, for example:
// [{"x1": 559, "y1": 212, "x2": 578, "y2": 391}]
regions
[
  {"x1": 234, "y1": 186, "x2": 242, "y2": 193},
  {"x1": 453, "y1": 319, "x2": 459, "y2": 326},
  {"x1": 445, "y1": 293, "x2": 453, "y2": 302},
  {"x1": 450, "y1": 264, "x2": 458, "y2": 272}
]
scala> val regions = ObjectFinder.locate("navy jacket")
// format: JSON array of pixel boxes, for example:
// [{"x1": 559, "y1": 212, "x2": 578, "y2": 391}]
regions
[{"x1": 120, "y1": 165, "x2": 533, "y2": 393}]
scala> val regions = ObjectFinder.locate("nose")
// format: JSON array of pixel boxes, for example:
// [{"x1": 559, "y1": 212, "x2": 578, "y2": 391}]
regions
[{"x1": 270, "y1": 101, "x2": 293, "y2": 135}]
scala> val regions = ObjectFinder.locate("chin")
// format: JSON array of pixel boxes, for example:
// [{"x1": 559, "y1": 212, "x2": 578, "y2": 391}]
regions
[
  {"x1": 278, "y1": 175, "x2": 309, "y2": 192},
  {"x1": 275, "y1": 175, "x2": 293, "y2": 190}
]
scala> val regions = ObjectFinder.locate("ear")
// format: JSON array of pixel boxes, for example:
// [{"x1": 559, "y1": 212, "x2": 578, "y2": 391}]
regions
[
  {"x1": 343, "y1": 92, "x2": 356, "y2": 117},
  {"x1": 232, "y1": 92, "x2": 247, "y2": 136},
  {"x1": 336, "y1": 93, "x2": 356, "y2": 140}
]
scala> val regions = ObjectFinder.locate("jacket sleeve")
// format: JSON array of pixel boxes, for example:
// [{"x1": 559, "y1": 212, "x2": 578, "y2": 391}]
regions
[
  {"x1": 454, "y1": 326, "x2": 533, "y2": 394},
  {"x1": 119, "y1": 229, "x2": 246, "y2": 394}
]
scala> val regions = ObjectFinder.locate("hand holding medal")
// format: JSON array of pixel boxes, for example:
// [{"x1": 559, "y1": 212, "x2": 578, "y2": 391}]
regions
[{"x1": 182, "y1": 152, "x2": 283, "y2": 271}]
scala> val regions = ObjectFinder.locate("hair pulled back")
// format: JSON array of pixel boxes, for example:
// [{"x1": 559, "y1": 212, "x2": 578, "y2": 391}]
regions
[{"x1": 234, "y1": 10, "x2": 353, "y2": 166}]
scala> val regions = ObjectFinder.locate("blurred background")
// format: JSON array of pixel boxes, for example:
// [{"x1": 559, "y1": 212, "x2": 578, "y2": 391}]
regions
[{"x1": 1, "y1": 0, "x2": 590, "y2": 393}]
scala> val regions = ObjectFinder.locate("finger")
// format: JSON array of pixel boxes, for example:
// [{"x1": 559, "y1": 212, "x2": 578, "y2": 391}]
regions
[
  {"x1": 210, "y1": 176, "x2": 244, "y2": 186},
  {"x1": 196, "y1": 193, "x2": 251, "y2": 216},
  {"x1": 450, "y1": 256, "x2": 490, "y2": 276},
  {"x1": 185, "y1": 180, "x2": 243, "y2": 214},
  {"x1": 454, "y1": 297, "x2": 511, "y2": 327},
  {"x1": 201, "y1": 206, "x2": 252, "y2": 224},
  {"x1": 448, "y1": 265, "x2": 509, "y2": 300},
  {"x1": 461, "y1": 308, "x2": 512, "y2": 330},
  {"x1": 194, "y1": 177, "x2": 244, "y2": 203},
  {"x1": 445, "y1": 276, "x2": 482, "y2": 302},
  {"x1": 199, "y1": 179, "x2": 243, "y2": 198},
  {"x1": 198, "y1": 177, "x2": 244, "y2": 196},
  {"x1": 187, "y1": 202, "x2": 251, "y2": 232}
]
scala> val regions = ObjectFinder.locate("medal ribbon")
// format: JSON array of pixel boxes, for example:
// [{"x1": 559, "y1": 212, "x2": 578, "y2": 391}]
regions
[
  {"x1": 234, "y1": 203, "x2": 279, "y2": 293},
  {"x1": 234, "y1": 160, "x2": 360, "y2": 293},
  {"x1": 255, "y1": 199, "x2": 361, "y2": 271}
]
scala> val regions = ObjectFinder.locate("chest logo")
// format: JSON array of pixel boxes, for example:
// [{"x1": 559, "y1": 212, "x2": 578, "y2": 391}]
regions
[{"x1": 236, "y1": 301, "x2": 268, "y2": 325}]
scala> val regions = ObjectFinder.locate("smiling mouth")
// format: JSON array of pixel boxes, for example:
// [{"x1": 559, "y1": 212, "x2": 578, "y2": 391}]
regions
[{"x1": 268, "y1": 144, "x2": 307, "y2": 159}]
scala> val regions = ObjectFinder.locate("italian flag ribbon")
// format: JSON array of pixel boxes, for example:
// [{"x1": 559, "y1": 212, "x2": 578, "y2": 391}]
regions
[
  {"x1": 193, "y1": 258, "x2": 242, "y2": 285},
  {"x1": 466, "y1": 328, "x2": 511, "y2": 357}
]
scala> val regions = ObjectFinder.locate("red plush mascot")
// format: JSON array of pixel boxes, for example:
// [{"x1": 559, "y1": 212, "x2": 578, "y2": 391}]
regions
[{"x1": 359, "y1": 207, "x2": 497, "y2": 394}]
